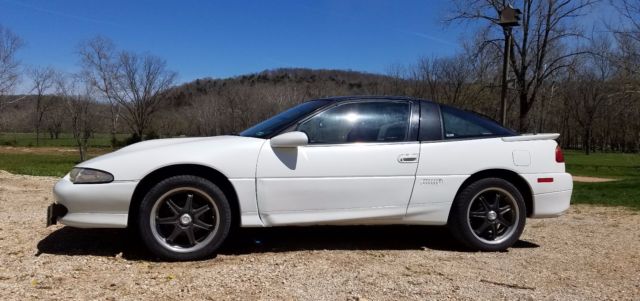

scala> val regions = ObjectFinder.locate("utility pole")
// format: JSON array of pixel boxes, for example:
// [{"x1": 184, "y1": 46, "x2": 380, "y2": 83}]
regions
[{"x1": 498, "y1": 4, "x2": 522, "y2": 126}]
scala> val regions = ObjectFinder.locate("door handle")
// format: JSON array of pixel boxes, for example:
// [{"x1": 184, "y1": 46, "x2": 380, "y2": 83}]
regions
[{"x1": 397, "y1": 153, "x2": 419, "y2": 163}]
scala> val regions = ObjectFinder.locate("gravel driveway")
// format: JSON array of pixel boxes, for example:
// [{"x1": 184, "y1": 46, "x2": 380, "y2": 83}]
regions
[{"x1": 0, "y1": 170, "x2": 638, "y2": 300}]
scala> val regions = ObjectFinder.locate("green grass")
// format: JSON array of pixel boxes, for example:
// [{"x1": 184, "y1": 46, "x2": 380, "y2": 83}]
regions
[
  {"x1": 565, "y1": 150, "x2": 640, "y2": 210},
  {"x1": 0, "y1": 132, "x2": 129, "y2": 148},
  {"x1": 0, "y1": 149, "x2": 110, "y2": 177},
  {"x1": 0, "y1": 152, "x2": 82, "y2": 177}
]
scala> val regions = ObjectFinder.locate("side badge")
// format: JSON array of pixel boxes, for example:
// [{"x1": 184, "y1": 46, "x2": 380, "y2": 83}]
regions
[{"x1": 421, "y1": 178, "x2": 443, "y2": 185}]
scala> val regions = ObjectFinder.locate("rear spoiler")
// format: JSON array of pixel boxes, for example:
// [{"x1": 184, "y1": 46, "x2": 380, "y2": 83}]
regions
[{"x1": 501, "y1": 133, "x2": 560, "y2": 142}]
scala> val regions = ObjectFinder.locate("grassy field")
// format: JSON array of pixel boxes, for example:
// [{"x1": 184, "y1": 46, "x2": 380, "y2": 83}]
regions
[
  {"x1": 565, "y1": 150, "x2": 640, "y2": 209},
  {"x1": 0, "y1": 145, "x2": 638, "y2": 209},
  {"x1": 0, "y1": 152, "x2": 83, "y2": 177},
  {"x1": 0, "y1": 132, "x2": 129, "y2": 148},
  {"x1": 0, "y1": 149, "x2": 109, "y2": 177}
]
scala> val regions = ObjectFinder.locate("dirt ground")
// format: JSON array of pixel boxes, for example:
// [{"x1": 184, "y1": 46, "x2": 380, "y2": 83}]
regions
[
  {"x1": 0, "y1": 146, "x2": 108, "y2": 156},
  {"x1": 0, "y1": 146, "x2": 78, "y2": 154},
  {"x1": 0, "y1": 170, "x2": 639, "y2": 300},
  {"x1": 572, "y1": 176, "x2": 618, "y2": 183}
]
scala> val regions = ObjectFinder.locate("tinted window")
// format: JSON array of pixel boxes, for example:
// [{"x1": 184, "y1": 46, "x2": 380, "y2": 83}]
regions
[
  {"x1": 240, "y1": 100, "x2": 330, "y2": 138},
  {"x1": 297, "y1": 101, "x2": 411, "y2": 144},
  {"x1": 441, "y1": 105, "x2": 516, "y2": 139}
]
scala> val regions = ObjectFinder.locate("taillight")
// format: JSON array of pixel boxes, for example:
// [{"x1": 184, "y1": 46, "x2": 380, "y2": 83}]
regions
[{"x1": 555, "y1": 145, "x2": 565, "y2": 163}]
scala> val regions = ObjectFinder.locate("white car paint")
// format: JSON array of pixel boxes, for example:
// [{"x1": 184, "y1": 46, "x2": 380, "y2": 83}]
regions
[
  {"x1": 257, "y1": 142, "x2": 420, "y2": 225},
  {"x1": 52, "y1": 132, "x2": 572, "y2": 229}
]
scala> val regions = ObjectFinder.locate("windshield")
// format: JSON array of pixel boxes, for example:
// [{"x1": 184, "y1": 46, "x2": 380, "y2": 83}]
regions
[{"x1": 240, "y1": 100, "x2": 331, "y2": 138}]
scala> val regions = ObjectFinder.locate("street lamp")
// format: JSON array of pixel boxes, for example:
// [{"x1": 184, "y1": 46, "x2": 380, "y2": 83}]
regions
[{"x1": 498, "y1": 5, "x2": 521, "y2": 126}]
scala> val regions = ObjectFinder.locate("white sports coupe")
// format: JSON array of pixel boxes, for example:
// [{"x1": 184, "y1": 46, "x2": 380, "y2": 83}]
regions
[{"x1": 48, "y1": 96, "x2": 572, "y2": 260}]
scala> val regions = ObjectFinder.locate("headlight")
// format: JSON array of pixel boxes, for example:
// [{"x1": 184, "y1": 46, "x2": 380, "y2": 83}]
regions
[{"x1": 69, "y1": 168, "x2": 114, "y2": 184}]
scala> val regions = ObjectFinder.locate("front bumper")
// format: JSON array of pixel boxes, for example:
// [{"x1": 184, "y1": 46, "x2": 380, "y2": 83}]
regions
[
  {"x1": 46, "y1": 203, "x2": 68, "y2": 226},
  {"x1": 51, "y1": 175, "x2": 138, "y2": 228}
]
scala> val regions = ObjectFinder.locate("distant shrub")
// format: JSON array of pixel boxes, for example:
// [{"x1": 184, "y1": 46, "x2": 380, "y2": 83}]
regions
[
  {"x1": 145, "y1": 131, "x2": 159, "y2": 140},
  {"x1": 110, "y1": 136, "x2": 127, "y2": 148},
  {"x1": 124, "y1": 134, "x2": 142, "y2": 145}
]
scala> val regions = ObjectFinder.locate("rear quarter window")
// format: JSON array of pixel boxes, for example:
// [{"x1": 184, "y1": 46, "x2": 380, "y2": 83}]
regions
[{"x1": 441, "y1": 105, "x2": 516, "y2": 139}]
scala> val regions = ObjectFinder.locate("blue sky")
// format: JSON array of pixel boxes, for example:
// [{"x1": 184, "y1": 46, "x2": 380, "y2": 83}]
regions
[
  {"x1": 0, "y1": 0, "x2": 468, "y2": 87},
  {"x1": 0, "y1": 0, "x2": 614, "y2": 90}
]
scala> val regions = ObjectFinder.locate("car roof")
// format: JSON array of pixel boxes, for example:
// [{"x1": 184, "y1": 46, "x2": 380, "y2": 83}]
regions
[
  {"x1": 312, "y1": 95, "x2": 436, "y2": 104},
  {"x1": 312, "y1": 96, "x2": 505, "y2": 127}
]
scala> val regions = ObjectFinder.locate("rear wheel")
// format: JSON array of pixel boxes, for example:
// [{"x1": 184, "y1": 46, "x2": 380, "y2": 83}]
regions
[
  {"x1": 449, "y1": 178, "x2": 526, "y2": 251},
  {"x1": 138, "y1": 175, "x2": 231, "y2": 261}
]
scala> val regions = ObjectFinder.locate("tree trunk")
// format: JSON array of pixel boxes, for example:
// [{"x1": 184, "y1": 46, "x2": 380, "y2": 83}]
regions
[
  {"x1": 584, "y1": 127, "x2": 592, "y2": 155},
  {"x1": 518, "y1": 92, "x2": 531, "y2": 132},
  {"x1": 77, "y1": 144, "x2": 86, "y2": 161}
]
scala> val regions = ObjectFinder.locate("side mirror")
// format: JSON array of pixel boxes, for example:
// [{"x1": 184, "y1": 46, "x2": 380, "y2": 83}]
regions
[{"x1": 270, "y1": 131, "x2": 309, "y2": 148}]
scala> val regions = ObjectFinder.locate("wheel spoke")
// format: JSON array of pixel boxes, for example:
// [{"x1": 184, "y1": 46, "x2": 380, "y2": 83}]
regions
[
  {"x1": 185, "y1": 227, "x2": 197, "y2": 245},
  {"x1": 499, "y1": 205, "x2": 512, "y2": 215},
  {"x1": 488, "y1": 223, "x2": 498, "y2": 240},
  {"x1": 493, "y1": 193, "x2": 501, "y2": 209},
  {"x1": 470, "y1": 210, "x2": 486, "y2": 218},
  {"x1": 193, "y1": 220, "x2": 213, "y2": 231},
  {"x1": 478, "y1": 196, "x2": 491, "y2": 211},
  {"x1": 474, "y1": 221, "x2": 490, "y2": 235},
  {"x1": 497, "y1": 216, "x2": 512, "y2": 227},
  {"x1": 156, "y1": 216, "x2": 178, "y2": 225},
  {"x1": 185, "y1": 194, "x2": 194, "y2": 212},
  {"x1": 166, "y1": 226, "x2": 182, "y2": 243},
  {"x1": 192, "y1": 204, "x2": 210, "y2": 218},
  {"x1": 166, "y1": 199, "x2": 181, "y2": 215}
]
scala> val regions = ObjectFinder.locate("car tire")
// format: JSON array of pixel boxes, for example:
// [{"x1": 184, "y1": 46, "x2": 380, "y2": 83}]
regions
[
  {"x1": 449, "y1": 178, "x2": 526, "y2": 251},
  {"x1": 138, "y1": 175, "x2": 232, "y2": 261}
]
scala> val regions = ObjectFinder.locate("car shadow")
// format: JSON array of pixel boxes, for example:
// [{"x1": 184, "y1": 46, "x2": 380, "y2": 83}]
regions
[{"x1": 36, "y1": 225, "x2": 540, "y2": 261}]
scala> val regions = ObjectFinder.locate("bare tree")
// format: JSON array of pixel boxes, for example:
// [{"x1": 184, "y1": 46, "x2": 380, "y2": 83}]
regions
[
  {"x1": 44, "y1": 100, "x2": 64, "y2": 139},
  {"x1": 108, "y1": 51, "x2": 176, "y2": 140},
  {"x1": 409, "y1": 54, "x2": 483, "y2": 109},
  {"x1": 448, "y1": 0, "x2": 597, "y2": 131},
  {"x1": 609, "y1": 0, "x2": 640, "y2": 150},
  {"x1": 413, "y1": 57, "x2": 441, "y2": 100},
  {"x1": 78, "y1": 36, "x2": 121, "y2": 147},
  {"x1": 565, "y1": 36, "x2": 616, "y2": 154},
  {"x1": 55, "y1": 74, "x2": 97, "y2": 161},
  {"x1": 0, "y1": 25, "x2": 24, "y2": 126},
  {"x1": 27, "y1": 66, "x2": 56, "y2": 145},
  {"x1": 437, "y1": 55, "x2": 474, "y2": 107},
  {"x1": 384, "y1": 63, "x2": 408, "y2": 95},
  {"x1": 610, "y1": 0, "x2": 640, "y2": 87},
  {"x1": 611, "y1": 0, "x2": 640, "y2": 38}
]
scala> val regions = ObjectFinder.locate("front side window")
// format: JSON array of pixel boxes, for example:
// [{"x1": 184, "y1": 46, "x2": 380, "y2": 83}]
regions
[
  {"x1": 297, "y1": 101, "x2": 411, "y2": 144},
  {"x1": 240, "y1": 100, "x2": 330, "y2": 138},
  {"x1": 441, "y1": 105, "x2": 516, "y2": 139}
]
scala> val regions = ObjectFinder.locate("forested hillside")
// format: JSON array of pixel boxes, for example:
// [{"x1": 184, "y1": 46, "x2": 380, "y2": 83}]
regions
[
  {"x1": 1, "y1": 0, "x2": 639, "y2": 153},
  {"x1": 2, "y1": 64, "x2": 639, "y2": 153}
]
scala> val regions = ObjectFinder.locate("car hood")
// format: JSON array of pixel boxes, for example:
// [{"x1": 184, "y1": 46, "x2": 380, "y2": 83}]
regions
[
  {"x1": 77, "y1": 135, "x2": 267, "y2": 180},
  {"x1": 114, "y1": 136, "x2": 219, "y2": 154}
]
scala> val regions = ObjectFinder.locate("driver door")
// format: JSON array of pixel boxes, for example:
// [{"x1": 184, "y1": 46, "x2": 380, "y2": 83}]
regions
[{"x1": 255, "y1": 99, "x2": 420, "y2": 225}]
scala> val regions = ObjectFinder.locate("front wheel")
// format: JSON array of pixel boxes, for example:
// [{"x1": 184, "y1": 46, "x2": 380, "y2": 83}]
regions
[
  {"x1": 138, "y1": 175, "x2": 232, "y2": 261},
  {"x1": 449, "y1": 178, "x2": 526, "y2": 251}
]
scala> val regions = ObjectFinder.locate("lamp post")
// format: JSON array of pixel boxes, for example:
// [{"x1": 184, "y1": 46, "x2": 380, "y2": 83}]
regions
[{"x1": 498, "y1": 5, "x2": 521, "y2": 126}]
